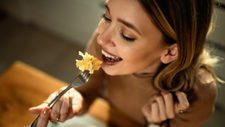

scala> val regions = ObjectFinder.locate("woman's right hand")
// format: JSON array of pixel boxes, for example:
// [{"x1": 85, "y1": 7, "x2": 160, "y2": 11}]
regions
[{"x1": 28, "y1": 87, "x2": 84, "y2": 126}]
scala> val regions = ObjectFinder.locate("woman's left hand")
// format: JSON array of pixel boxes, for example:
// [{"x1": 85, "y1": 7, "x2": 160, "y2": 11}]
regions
[{"x1": 142, "y1": 91, "x2": 189, "y2": 125}]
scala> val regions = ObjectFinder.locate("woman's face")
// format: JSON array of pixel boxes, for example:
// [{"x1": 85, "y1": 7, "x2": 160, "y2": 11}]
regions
[{"x1": 97, "y1": 0, "x2": 168, "y2": 75}]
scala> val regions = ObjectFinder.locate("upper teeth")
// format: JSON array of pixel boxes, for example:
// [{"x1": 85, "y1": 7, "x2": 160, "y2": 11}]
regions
[{"x1": 102, "y1": 50, "x2": 118, "y2": 59}]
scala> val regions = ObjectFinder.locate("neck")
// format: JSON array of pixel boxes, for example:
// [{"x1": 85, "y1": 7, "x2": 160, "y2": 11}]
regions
[{"x1": 133, "y1": 72, "x2": 155, "y2": 78}]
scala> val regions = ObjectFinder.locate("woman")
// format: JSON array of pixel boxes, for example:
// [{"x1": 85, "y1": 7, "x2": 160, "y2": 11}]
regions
[{"x1": 29, "y1": 0, "x2": 218, "y2": 126}]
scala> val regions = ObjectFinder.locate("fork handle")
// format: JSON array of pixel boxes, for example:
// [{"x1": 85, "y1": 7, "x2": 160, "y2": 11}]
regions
[
  {"x1": 47, "y1": 85, "x2": 73, "y2": 108},
  {"x1": 30, "y1": 115, "x2": 40, "y2": 127}
]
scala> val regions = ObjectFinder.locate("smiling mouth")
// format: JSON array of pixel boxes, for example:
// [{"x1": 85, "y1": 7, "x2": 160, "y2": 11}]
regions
[{"x1": 101, "y1": 50, "x2": 123, "y2": 62}]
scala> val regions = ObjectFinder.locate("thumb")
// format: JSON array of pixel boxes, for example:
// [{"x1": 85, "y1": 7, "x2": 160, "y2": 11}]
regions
[
  {"x1": 28, "y1": 103, "x2": 48, "y2": 114},
  {"x1": 175, "y1": 91, "x2": 189, "y2": 114}
]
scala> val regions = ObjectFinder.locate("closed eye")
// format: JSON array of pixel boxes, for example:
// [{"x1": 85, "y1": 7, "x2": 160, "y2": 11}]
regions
[
  {"x1": 120, "y1": 30, "x2": 135, "y2": 42},
  {"x1": 102, "y1": 14, "x2": 111, "y2": 22},
  {"x1": 102, "y1": 13, "x2": 135, "y2": 42}
]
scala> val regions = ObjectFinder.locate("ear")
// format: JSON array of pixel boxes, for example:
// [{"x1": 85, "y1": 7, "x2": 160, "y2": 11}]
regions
[{"x1": 160, "y1": 44, "x2": 178, "y2": 64}]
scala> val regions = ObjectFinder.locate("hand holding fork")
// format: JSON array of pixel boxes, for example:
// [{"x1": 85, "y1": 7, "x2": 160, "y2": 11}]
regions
[{"x1": 28, "y1": 70, "x2": 91, "y2": 127}]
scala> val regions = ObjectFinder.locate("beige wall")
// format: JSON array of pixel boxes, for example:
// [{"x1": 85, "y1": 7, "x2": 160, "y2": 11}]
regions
[{"x1": 0, "y1": 0, "x2": 105, "y2": 48}]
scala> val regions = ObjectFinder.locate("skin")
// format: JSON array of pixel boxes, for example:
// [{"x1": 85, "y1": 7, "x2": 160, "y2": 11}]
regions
[
  {"x1": 37, "y1": 107, "x2": 50, "y2": 127},
  {"x1": 29, "y1": 0, "x2": 189, "y2": 126},
  {"x1": 98, "y1": 0, "x2": 175, "y2": 75}
]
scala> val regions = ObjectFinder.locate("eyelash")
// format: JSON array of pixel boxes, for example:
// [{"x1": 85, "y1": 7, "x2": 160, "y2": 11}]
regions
[
  {"x1": 102, "y1": 13, "x2": 136, "y2": 42},
  {"x1": 102, "y1": 14, "x2": 111, "y2": 22},
  {"x1": 120, "y1": 31, "x2": 135, "y2": 42}
]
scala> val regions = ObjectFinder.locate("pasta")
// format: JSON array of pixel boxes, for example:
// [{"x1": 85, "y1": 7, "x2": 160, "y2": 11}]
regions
[{"x1": 76, "y1": 51, "x2": 102, "y2": 74}]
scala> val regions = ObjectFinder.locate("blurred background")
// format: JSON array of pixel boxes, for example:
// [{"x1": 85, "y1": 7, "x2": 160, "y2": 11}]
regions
[{"x1": 0, "y1": 0, "x2": 224, "y2": 127}]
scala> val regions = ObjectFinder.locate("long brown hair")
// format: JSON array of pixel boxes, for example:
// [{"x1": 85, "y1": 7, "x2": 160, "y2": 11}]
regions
[{"x1": 139, "y1": 0, "x2": 217, "y2": 92}]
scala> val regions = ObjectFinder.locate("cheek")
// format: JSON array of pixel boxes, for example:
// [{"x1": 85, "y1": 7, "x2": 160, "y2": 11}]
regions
[
  {"x1": 119, "y1": 44, "x2": 161, "y2": 65},
  {"x1": 118, "y1": 46, "x2": 146, "y2": 62},
  {"x1": 127, "y1": 52, "x2": 148, "y2": 62}
]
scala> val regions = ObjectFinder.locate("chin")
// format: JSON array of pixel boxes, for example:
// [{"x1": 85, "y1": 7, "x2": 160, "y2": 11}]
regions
[
  {"x1": 102, "y1": 68, "x2": 117, "y2": 76},
  {"x1": 102, "y1": 67, "x2": 133, "y2": 76},
  {"x1": 102, "y1": 65, "x2": 120, "y2": 76}
]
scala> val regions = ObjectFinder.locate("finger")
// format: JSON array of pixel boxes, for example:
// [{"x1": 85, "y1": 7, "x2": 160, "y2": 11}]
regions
[
  {"x1": 59, "y1": 91, "x2": 70, "y2": 122},
  {"x1": 175, "y1": 91, "x2": 189, "y2": 114},
  {"x1": 161, "y1": 92, "x2": 175, "y2": 119},
  {"x1": 155, "y1": 96, "x2": 167, "y2": 121},
  {"x1": 30, "y1": 89, "x2": 61, "y2": 115},
  {"x1": 29, "y1": 103, "x2": 49, "y2": 114},
  {"x1": 142, "y1": 103, "x2": 152, "y2": 123},
  {"x1": 50, "y1": 89, "x2": 63, "y2": 123},
  {"x1": 45, "y1": 87, "x2": 66, "y2": 104},
  {"x1": 37, "y1": 107, "x2": 50, "y2": 127},
  {"x1": 45, "y1": 91, "x2": 58, "y2": 104},
  {"x1": 71, "y1": 91, "x2": 82, "y2": 115},
  {"x1": 66, "y1": 90, "x2": 76, "y2": 119},
  {"x1": 66, "y1": 106, "x2": 75, "y2": 119},
  {"x1": 72, "y1": 103, "x2": 82, "y2": 115},
  {"x1": 151, "y1": 102, "x2": 160, "y2": 123}
]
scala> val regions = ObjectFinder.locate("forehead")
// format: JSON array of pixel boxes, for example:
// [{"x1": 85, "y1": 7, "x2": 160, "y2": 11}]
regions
[
  {"x1": 106, "y1": 0, "x2": 146, "y2": 18},
  {"x1": 106, "y1": 0, "x2": 159, "y2": 36}
]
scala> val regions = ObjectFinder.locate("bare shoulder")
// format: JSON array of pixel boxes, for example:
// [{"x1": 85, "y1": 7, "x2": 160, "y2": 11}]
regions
[
  {"x1": 194, "y1": 68, "x2": 217, "y2": 94},
  {"x1": 195, "y1": 68, "x2": 216, "y2": 86}
]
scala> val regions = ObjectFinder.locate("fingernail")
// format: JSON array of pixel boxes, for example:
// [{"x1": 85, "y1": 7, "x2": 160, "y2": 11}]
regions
[
  {"x1": 43, "y1": 107, "x2": 50, "y2": 114},
  {"x1": 69, "y1": 90, "x2": 73, "y2": 98}
]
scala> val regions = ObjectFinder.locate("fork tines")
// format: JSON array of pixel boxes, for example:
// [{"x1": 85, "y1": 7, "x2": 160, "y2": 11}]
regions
[{"x1": 80, "y1": 70, "x2": 90, "y2": 83}]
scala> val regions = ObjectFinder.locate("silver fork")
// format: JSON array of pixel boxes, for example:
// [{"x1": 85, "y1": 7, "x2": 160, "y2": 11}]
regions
[{"x1": 30, "y1": 70, "x2": 91, "y2": 127}]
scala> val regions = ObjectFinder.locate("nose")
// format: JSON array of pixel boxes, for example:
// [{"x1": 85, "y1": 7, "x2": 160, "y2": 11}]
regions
[{"x1": 97, "y1": 26, "x2": 116, "y2": 47}]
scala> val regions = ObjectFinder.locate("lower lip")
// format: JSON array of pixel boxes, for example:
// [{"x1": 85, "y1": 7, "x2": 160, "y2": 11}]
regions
[{"x1": 102, "y1": 55, "x2": 122, "y2": 66}]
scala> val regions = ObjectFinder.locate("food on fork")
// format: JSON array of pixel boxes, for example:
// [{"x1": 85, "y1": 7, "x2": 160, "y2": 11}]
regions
[{"x1": 76, "y1": 51, "x2": 102, "y2": 74}]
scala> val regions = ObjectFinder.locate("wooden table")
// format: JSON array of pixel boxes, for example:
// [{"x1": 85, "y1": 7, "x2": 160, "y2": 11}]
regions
[
  {"x1": 0, "y1": 61, "x2": 68, "y2": 127},
  {"x1": 0, "y1": 61, "x2": 141, "y2": 127}
]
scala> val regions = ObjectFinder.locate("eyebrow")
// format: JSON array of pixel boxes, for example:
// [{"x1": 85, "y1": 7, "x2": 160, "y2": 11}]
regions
[
  {"x1": 105, "y1": 3, "x2": 142, "y2": 36},
  {"x1": 117, "y1": 19, "x2": 142, "y2": 35}
]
